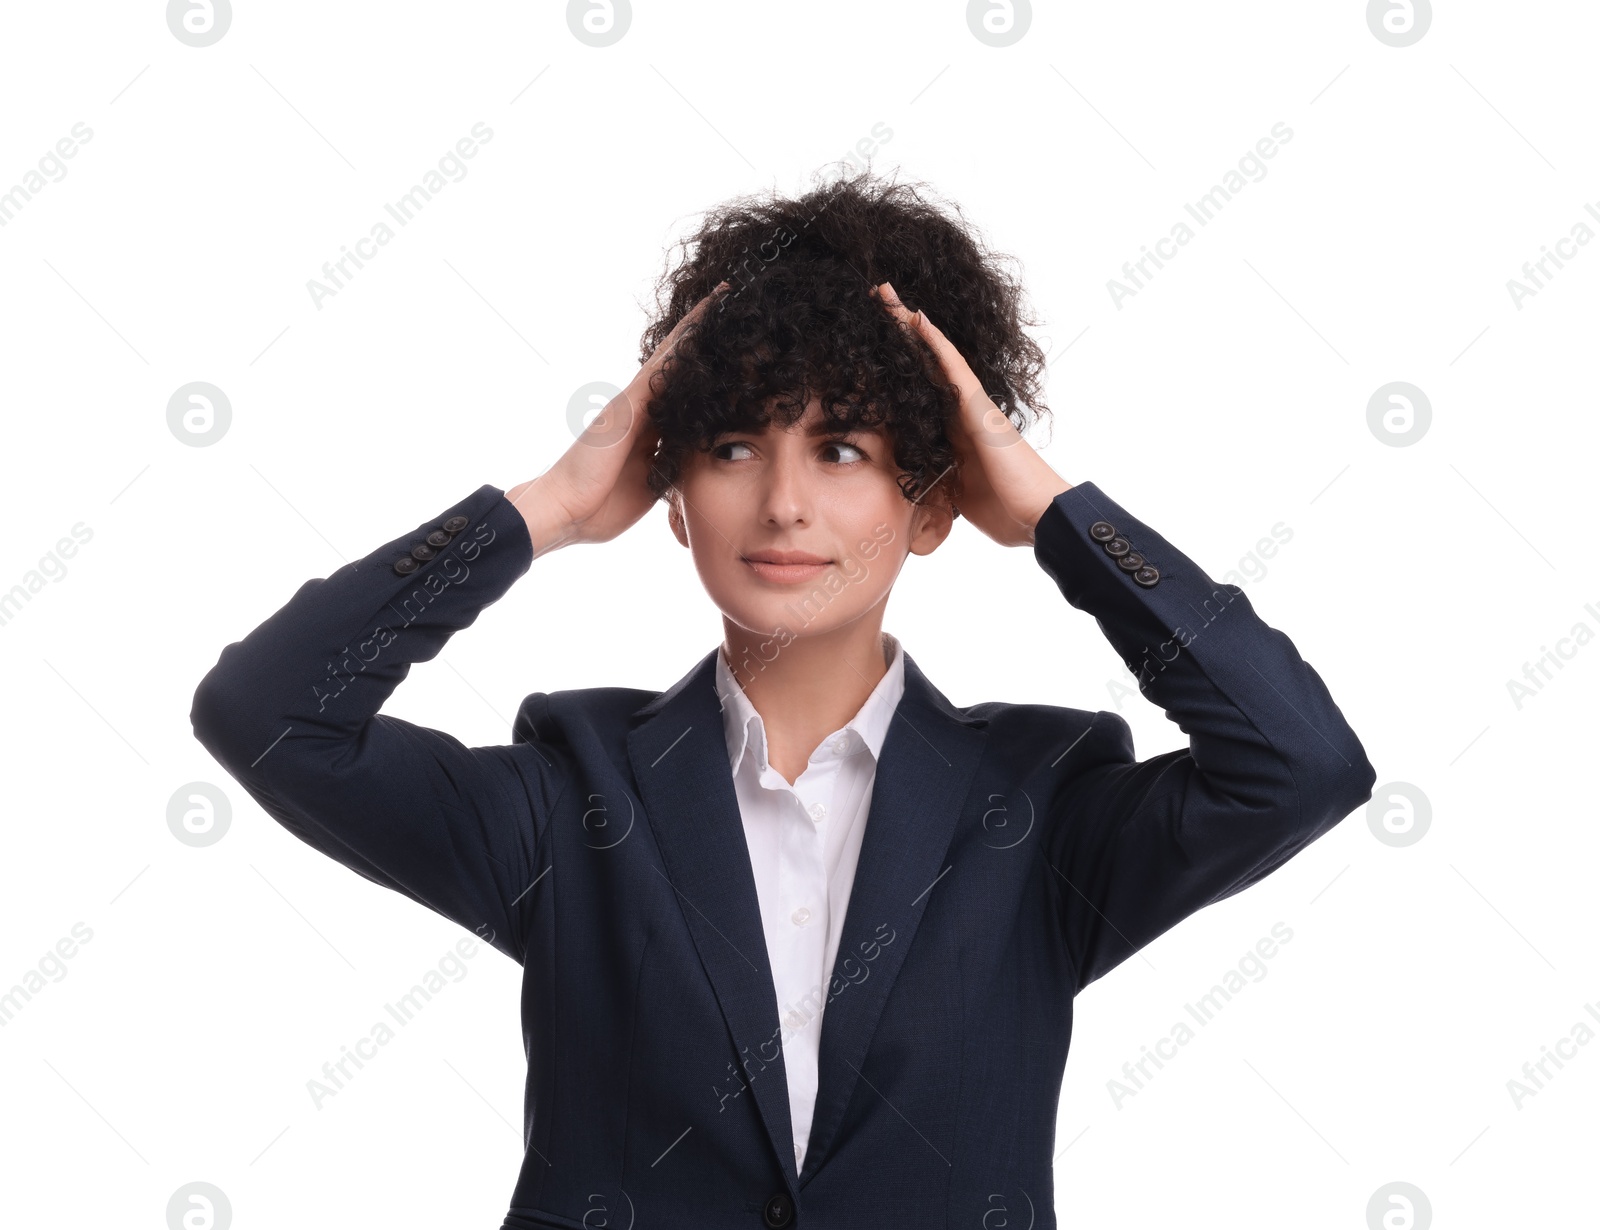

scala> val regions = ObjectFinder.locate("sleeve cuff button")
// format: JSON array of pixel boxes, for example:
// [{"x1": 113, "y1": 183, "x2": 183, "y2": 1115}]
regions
[
  {"x1": 1133, "y1": 565, "x2": 1160, "y2": 587},
  {"x1": 1089, "y1": 520, "x2": 1117, "y2": 542},
  {"x1": 393, "y1": 557, "x2": 420, "y2": 576},
  {"x1": 443, "y1": 515, "x2": 469, "y2": 533}
]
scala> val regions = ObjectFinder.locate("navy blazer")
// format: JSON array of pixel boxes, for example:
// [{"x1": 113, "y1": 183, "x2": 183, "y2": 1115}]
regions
[{"x1": 190, "y1": 481, "x2": 1375, "y2": 1230}]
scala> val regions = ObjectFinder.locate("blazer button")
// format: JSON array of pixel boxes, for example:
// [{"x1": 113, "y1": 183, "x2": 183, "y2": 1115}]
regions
[
  {"x1": 1088, "y1": 520, "x2": 1117, "y2": 542},
  {"x1": 763, "y1": 1192, "x2": 794, "y2": 1227},
  {"x1": 1102, "y1": 536, "x2": 1131, "y2": 557},
  {"x1": 443, "y1": 515, "x2": 469, "y2": 533},
  {"x1": 394, "y1": 557, "x2": 419, "y2": 576},
  {"x1": 1117, "y1": 552, "x2": 1145, "y2": 572},
  {"x1": 1133, "y1": 564, "x2": 1160, "y2": 587},
  {"x1": 410, "y1": 543, "x2": 437, "y2": 562},
  {"x1": 425, "y1": 529, "x2": 452, "y2": 548}
]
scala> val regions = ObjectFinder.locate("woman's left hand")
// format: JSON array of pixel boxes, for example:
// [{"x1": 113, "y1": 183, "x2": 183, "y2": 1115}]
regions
[
  {"x1": 870, "y1": 278, "x2": 1068, "y2": 547},
  {"x1": 871, "y1": 282, "x2": 1071, "y2": 548}
]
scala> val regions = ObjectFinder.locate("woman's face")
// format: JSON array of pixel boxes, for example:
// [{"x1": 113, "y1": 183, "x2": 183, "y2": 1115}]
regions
[{"x1": 667, "y1": 397, "x2": 953, "y2": 641}]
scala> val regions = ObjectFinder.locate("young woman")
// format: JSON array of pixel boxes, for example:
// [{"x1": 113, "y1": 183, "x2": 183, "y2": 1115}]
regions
[{"x1": 192, "y1": 173, "x2": 1374, "y2": 1229}]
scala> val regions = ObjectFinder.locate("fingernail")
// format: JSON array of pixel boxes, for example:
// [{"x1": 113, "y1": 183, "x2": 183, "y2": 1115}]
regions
[{"x1": 882, "y1": 281, "x2": 899, "y2": 301}]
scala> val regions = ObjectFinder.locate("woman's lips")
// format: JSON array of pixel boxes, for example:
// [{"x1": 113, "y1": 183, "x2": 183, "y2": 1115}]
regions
[{"x1": 742, "y1": 558, "x2": 831, "y2": 584}]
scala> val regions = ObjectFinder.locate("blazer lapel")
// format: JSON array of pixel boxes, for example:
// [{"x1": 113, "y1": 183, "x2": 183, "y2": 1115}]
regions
[
  {"x1": 626, "y1": 648, "x2": 801, "y2": 1182},
  {"x1": 797, "y1": 650, "x2": 987, "y2": 1183},
  {"x1": 626, "y1": 646, "x2": 989, "y2": 1188}
]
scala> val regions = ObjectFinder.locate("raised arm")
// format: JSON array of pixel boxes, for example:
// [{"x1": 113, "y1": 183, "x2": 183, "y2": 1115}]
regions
[
  {"x1": 868, "y1": 280, "x2": 1374, "y2": 994},
  {"x1": 190, "y1": 283, "x2": 733, "y2": 962},
  {"x1": 189, "y1": 485, "x2": 552, "y2": 962},
  {"x1": 1031, "y1": 482, "x2": 1374, "y2": 992}
]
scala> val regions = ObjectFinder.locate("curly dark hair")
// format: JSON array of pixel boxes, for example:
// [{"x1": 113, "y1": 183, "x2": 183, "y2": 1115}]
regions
[{"x1": 636, "y1": 168, "x2": 1052, "y2": 511}]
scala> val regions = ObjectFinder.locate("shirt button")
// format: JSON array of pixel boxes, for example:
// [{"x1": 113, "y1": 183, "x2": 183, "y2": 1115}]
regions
[
  {"x1": 809, "y1": 802, "x2": 827, "y2": 823},
  {"x1": 791, "y1": 907, "x2": 811, "y2": 926},
  {"x1": 832, "y1": 737, "x2": 848, "y2": 753}
]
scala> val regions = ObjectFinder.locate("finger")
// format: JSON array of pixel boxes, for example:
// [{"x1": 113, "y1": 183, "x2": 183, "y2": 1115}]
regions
[
  {"x1": 872, "y1": 284, "x2": 1021, "y2": 458},
  {"x1": 871, "y1": 282, "x2": 982, "y2": 397},
  {"x1": 652, "y1": 280, "x2": 730, "y2": 365},
  {"x1": 617, "y1": 281, "x2": 731, "y2": 439}
]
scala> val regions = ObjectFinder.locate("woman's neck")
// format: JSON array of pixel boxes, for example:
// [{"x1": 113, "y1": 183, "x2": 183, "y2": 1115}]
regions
[{"x1": 720, "y1": 613, "x2": 893, "y2": 785}]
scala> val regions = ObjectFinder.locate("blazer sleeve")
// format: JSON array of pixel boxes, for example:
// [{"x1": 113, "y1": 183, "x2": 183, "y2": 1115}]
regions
[
  {"x1": 1031, "y1": 481, "x2": 1375, "y2": 993},
  {"x1": 189, "y1": 483, "x2": 554, "y2": 964}
]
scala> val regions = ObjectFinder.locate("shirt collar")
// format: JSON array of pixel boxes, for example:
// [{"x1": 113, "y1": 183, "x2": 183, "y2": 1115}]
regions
[{"x1": 714, "y1": 632, "x2": 906, "y2": 778}]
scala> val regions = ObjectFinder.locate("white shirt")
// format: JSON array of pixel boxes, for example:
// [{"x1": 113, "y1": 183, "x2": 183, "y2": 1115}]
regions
[{"x1": 713, "y1": 631, "x2": 906, "y2": 1174}]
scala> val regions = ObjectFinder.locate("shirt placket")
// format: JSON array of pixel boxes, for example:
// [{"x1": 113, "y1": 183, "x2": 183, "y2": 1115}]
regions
[{"x1": 762, "y1": 752, "x2": 842, "y2": 1170}]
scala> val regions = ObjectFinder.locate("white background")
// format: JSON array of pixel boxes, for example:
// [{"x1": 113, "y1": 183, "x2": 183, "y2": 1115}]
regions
[{"x1": 1, "y1": 1, "x2": 1595, "y2": 1227}]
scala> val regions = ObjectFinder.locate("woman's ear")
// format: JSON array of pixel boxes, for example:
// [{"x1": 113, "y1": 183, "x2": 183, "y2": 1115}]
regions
[
  {"x1": 907, "y1": 487, "x2": 956, "y2": 557},
  {"x1": 667, "y1": 490, "x2": 689, "y2": 547}
]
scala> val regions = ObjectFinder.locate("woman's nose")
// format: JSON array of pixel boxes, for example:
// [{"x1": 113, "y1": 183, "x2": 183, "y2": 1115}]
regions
[{"x1": 757, "y1": 459, "x2": 811, "y2": 524}]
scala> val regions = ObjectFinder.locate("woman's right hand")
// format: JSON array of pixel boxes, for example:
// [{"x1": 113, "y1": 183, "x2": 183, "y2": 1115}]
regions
[{"x1": 507, "y1": 280, "x2": 729, "y2": 554}]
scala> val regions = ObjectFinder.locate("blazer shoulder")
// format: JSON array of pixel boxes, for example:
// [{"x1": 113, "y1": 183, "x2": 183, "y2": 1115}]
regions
[
  {"x1": 967, "y1": 699, "x2": 1125, "y2": 763},
  {"x1": 512, "y1": 684, "x2": 661, "y2": 752},
  {"x1": 969, "y1": 697, "x2": 1102, "y2": 733}
]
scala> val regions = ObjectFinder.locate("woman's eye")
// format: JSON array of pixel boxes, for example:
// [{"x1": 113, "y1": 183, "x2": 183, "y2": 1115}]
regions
[{"x1": 710, "y1": 439, "x2": 867, "y2": 465}]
